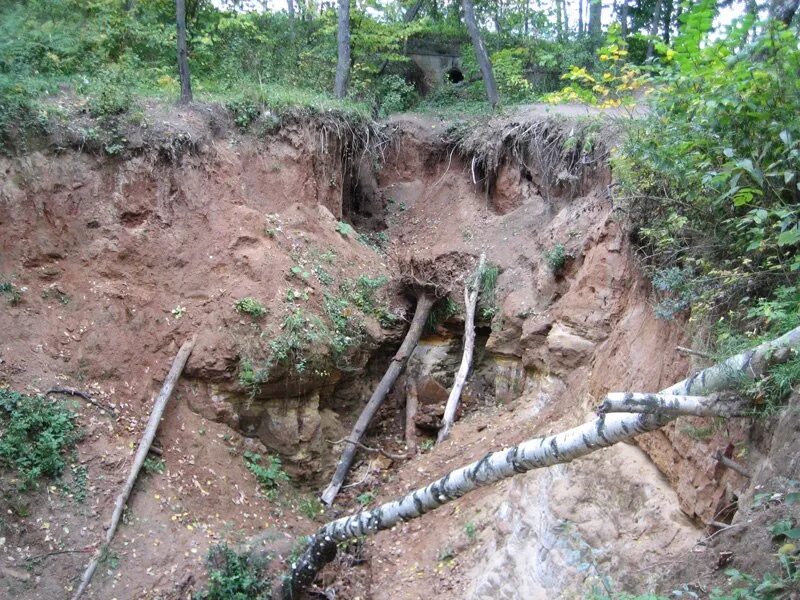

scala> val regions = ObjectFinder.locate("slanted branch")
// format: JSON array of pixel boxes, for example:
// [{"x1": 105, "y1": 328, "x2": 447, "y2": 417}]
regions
[
  {"x1": 72, "y1": 337, "x2": 195, "y2": 600},
  {"x1": 320, "y1": 292, "x2": 435, "y2": 506},
  {"x1": 438, "y1": 253, "x2": 486, "y2": 444},
  {"x1": 283, "y1": 325, "x2": 800, "y2": 598}
]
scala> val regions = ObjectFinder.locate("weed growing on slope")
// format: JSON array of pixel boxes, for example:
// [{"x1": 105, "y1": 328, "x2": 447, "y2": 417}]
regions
[
  {"x1": 195, "y1": 543, "x2": 271, "y2": 600},
  {"x1": 478, "y1": 262, "x2": 500, "y2": 320},
  {"x1": 235, "y1": 297, "x2": 267, "y2": 319},
  {"x1": 0, "y1": 388, "x2": 79, "y2": 488},
  {"x1": 544, "y1": 243, "x2": 567, "y2": 275},
  {"x1": 243, "y1": 451, "x2": 289, "y2": 494},
  {"x1": 0, "y1": 279, "x2": 23, "y2": 305}
]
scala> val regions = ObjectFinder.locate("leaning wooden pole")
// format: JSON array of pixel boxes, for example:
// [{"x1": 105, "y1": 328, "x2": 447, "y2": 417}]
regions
[
  {"x1": 283, "y1": 325, "x2": 800, "y2": 598},
  {"x1": 320, "y1": 293, "x2": 435, "y2": 506},
  {"x1": 438, "y1": 253, "x2": 485, "y2": 444},
  {"x1": 72, "y1": 337, "x2": 196, "y2": 600}
]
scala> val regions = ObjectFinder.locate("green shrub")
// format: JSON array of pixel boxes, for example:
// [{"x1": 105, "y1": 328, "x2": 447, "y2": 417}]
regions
[
  {"x1": 478, "y1": 263, "x2": 500, "y2": 320},
  {"x1": 243, "y1": 451, "x2": 289, "y2": 492},
  {"x1": 0, "y1": 388, "x2": 79, "y2": 488},
  {"x1": 544, "y1": 244, "x2": 567, "y2": 275},
  {"x1": 195, "y1": 543, "x2": 271, "y2": 600},
  {"x1": 234, "y1": 297, "x2": 267, "y2": 319},
  {"x1": 0, "y1": 280, "x2": 22, "y2": 305},
  {"x1": 617, "y1": 18, "x2": 800, "y2": 334}
]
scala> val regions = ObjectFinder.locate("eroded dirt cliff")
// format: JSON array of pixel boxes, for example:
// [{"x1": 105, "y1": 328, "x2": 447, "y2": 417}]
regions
[{"x1": 0, "y1": 106, "x2": 790, "y2": 599}]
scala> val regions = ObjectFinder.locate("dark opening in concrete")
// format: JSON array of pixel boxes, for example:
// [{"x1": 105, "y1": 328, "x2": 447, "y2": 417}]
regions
[{"x1": 446, "y1": 67, "x2": 464, "y2": 84}]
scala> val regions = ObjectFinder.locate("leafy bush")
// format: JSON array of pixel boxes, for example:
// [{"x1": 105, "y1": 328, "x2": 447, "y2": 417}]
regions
[
  {"x1": 478, "y1": 263, "x2": 500, "y2": 320},
  {"x1": 544, "y1": 244, "x2": 567, "y2": 275},
  {"x1": 617, "y1": 16, "x2": 800, "y2": 336},
  {"x1": 243, "y1": 451, "x2": 289, "y2": 492},
  {"x1": 0, "y1": 279, "x2": 23, "y2": 305},
  {"x1": 234, "y1": 297, "x2": 267, "y2": 319},
  {"x1": 0, "y1": 388, "x2": 79, "y2": 488},
  {"x1": 195, "y1": 543, "x2": 271, "y2": 600}
]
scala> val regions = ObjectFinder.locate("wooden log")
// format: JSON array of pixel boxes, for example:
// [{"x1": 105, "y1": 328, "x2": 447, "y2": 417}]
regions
[
  {"x1": 438, "y1": 253, "x2": 484, "y2": 444},
  {"x1": 71, "y1": 337, "x2": 195, "y2": 600},
  {"x1": 405, "y1": 378, "x2": 418, "y2": 457},
  {"x1": 320, "y1": 293, "x2": 435, "y2": 506}
]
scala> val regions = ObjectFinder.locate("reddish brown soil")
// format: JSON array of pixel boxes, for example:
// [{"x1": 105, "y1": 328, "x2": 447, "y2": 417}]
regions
[{"x1": 0, "y1": 106, "x2": 783, "y2": 600}]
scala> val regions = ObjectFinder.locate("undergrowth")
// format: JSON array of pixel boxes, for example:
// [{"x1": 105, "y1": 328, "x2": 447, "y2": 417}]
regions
[
  {"x1": 194, "y1": 543, "x2": 271, "y2": 600},
  {"x1": 0, "y1": 388, "x2": 79, "y2": 488},
  {"x1": 243, "y1": 451, "x2": 289, "y2": 495},
  {"x1": 477, "y1": 262, "x2": 500, "y2": 321},
  {"x1": 238, "y1": 271, "x2": 395, "y2": 395}
]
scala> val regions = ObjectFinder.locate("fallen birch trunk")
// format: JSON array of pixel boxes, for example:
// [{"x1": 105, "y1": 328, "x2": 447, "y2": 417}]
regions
[
  {"x1": 438, "y1": 253, "x2": 485, "y2": 444},
  {"x1": 283, "y1": 325, "x2": 800, "y2": 599},
  {"x1": 600, "y1": 392, "x2": 751, "y2": 417},
  {"x1": 72, "y1": 337, "x2": 195, "y2": 600},
  {"x1": 320, "y1": 293, "x2": 436, "y2": 506}
]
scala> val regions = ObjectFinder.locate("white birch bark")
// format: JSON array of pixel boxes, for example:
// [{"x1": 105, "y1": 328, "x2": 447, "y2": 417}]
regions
[
  {"x1": 437, "y1": 253, "x2": 485, "y2": 444},
  {"x1": 283, "y1": 325, "x2": 800, "y2": 598},
  {"x1": 600, "y1": 392, "x2": 750, "y2": 417}
]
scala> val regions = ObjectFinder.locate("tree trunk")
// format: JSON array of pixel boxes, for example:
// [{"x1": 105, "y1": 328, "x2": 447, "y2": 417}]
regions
[
  {"x1": 462, "y1": 0, "x2": 500, "y2": 107},
  {"x1": 72, "y1": 337, "x2": 196, "y2": 600},
  {"x1": 320, "y1": 293, "x2": 436, "y2": 505},
  {"x1": 588, "y1": 0, "x2": 603, "y2": 47},
  {"x1": 646, "y1": 0, "x2": 663, "y2": 60},
  {"x1": 405, "y1": 378, "x2": 418, "y2": 456},
  {"x1": 556, "y1": 0, "x2": 564, "y2": 39},
  {"x1": 524, "y1": 0, "x2": 530, "y2": 34},
  {"x1": 662, "y1": 0, "x2": 673, "y2": 43},
  {"x1": 620, "y1": 0, "x2": 629, "y2": 36},
  {"x1": 287, "y1": 0, "x2": 295, "y2": 18},
  {"x1": 283, "y1": 325, "x2": 800, "y2": 598},
  {"x1": 600, "y1": 392, "x2": 750, "y2": 417},
  {"x1": 176, "y1": 0, "x2": 192, "y2": 104},
  {"x1": 770, "y1": 0, "x2": 800, "y2": 24},
  {"x1": 334, "y1": 0, "x2": 351, "y2": 99},
  {"x1": 437, "y1": 254, "x2": 485, "y2": 444},
  {"x1": 578, "y1": 0, "x2": 585, "y2": 35}
]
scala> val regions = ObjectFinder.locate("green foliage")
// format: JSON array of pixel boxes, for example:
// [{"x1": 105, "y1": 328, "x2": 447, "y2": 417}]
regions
[
  {"x1": 297, "y1": 496, "x2": 324, "y2": 520},
  {"x1": 335, "y1": 221, "x2": 356, "y2": 237},
  {"x1": 544, "y1": 243, "x2": 567, "y2": 275},
  {"x1": 356, "y1": 491, "x2": 376, "y2": 506},
  {"x1": 0, "y1": 388, "x2": 79, "y2": 488},
  {"x1": 477, "y1": 263, "x2": 500, "y2": 320},
  {"x1": 195, "y1": 543, "x2": 271, "y2": 600},
  {"x1": 425, "y1": 296, "x2": 459, "y2": 333},
  {"x1": 234, "y1": 297, "x2": 267, "y2": 319},
  {"x1": 143, "y1": 457, "x2": 165, "y2": 475},
  {"x1": 464, "y1": 522, "x2": 477, "y2": 540},
  {"x1": 618, "y1": 19, "x2": 800, "y2": 338},
  {"x1": 0, "y1": 279, "x2": 23, "y2": 305},
  {"x1": 243, "y1": 451, "x2": 289, "y2": 492}
]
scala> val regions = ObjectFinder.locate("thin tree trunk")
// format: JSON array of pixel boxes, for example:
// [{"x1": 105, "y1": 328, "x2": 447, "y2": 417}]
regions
[
  {"x1": 320, "y1": 293, "x2": 436, "y2": 505},
  {"x1": 72, "y1": 337, "x2": 196, "y2": 600},
  {"x1": 334, "y1": 0, "x2": 351, "y2": 99},
  {"x1": 579, "y1": 0, "x2": 585, "y2": 35},
  {"x1": 405, "y1": 378, "x2": 418, "y2": 456},
  {"x1": 662, "y1": 0, "x2": 673, "y2": 43},
  {"x1": 588, "y1": 0, "x2": 603, "y2": 47},
  {"x1": 621, "y1": 0, "x2": 629, "y2": 36},
  {"x1": 462, "y1": 0, "x2": 500, "y2": 107},
  {"x1": 176, "y1": 0, "x2": 192, "y2": 104},
  {"x1": 646, "y1": 0, "x2": 663, "y2": 59},
  {"x1": 287, "y1": 0, "x2": 295, "y2": 18},
  {"x1": 437, "y1": 254, "x2": 485, "y2": 444},
  {"x1": 770, "y1": 0, "x2": 800, "y2": 24},
  {"x1": 524, "y1": 0, "x2": 530, "y2": 34},
  {"x1": 283, "y1": 325, "x2": 800, "y2": 598}
]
